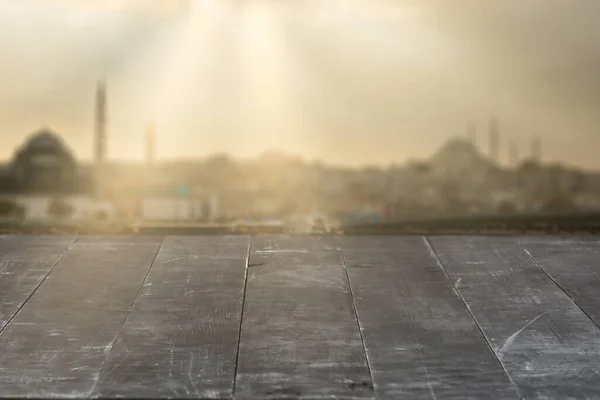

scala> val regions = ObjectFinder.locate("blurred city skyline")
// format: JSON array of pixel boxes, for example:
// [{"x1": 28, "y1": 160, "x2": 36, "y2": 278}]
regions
[{"x1": 1, "y1": 0, "x2": 599, "y2": 168}]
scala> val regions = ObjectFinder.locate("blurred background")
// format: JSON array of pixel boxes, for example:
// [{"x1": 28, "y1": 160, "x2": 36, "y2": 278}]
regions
[{"x1": 1, "y1": 0, "x2": 599, "y2": 233}]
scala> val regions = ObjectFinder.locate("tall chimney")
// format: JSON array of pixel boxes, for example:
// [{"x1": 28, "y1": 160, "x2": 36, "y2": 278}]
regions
[
  {"x1": 95, "y1": 80, "x2": 107, "y2": 165},
  {"x1": 489, "y1": 117, "x2": 499, "y2": 162},
  {"x1": 146, "y1": 122, "x2": 156, "y2": 166}
]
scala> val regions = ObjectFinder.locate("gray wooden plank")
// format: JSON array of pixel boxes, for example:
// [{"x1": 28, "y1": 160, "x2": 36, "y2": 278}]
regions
[
  {"x1": 92, "y1": 235, "x2": 250, "y2": 399},
  {"x1": 235, "y1": 236, "x2": 374, "y2": 400},
  {"x1": 0, "y1": 236, "x2": 161, "y2": 398},
  {"x1": 342, "y1": 236, "x2": 519, "y2": 400},
  {"x1": 521, "y1": 237, "x2": 600, "y2": 329},
  {"x1": 0, "y1": 235, "x2": 76, "y2": 261},
  {"x1": 429, "y1": 236, "x2": 600, "y2": 399},
  {"x1": 79, "y1": 235, "x2": 164, "y2": 244},
  {"x1": 0, "y1": 235, "x2": 76, "y2": 333}
]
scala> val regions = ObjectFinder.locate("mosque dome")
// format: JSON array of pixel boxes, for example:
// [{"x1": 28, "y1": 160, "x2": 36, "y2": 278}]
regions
[
  {"x1": 10, "y1": 128, "x2": 77, "y2": 183},
  {"x1": 23, "y1": 129, "x2": 67, "y2": 153}
]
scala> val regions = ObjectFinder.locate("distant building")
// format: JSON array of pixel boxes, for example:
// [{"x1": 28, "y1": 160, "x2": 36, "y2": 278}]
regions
[
  {"x1": 429, "y1": 138, "x2": 493, "y2": 180},
  {"x1": 140, "y1": 195, "x2": 219, "y2": 222},
  {"x1": 0, "y1": 80, "x2": 109, "y2": 196},
  {"x1": 0, "y1": 129, "x2": 93, "y2": 195},
  {"x1": 95, "y1": 81, "x2": 107, "y2": 166}
]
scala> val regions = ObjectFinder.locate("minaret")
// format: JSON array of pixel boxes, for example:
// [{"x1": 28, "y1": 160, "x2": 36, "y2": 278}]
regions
[
  {"x1": 146, "y1": 122, "x2": 156, "y2": 166},
  {"x1": 95, "y1": 80, "x2": 107, "y2": 166},
  {"x1": 509, "y1": 139, "x2": 519, "y2": 165},
  {"x1": 489, "y1": 117, "x2": 499, "y2": 163},
  {"x1": 532, "y1": 136, "x2": 542, "y2": 162},
  {"x1": 467, "y1": 122, "x2": 476, "y2": 146}
]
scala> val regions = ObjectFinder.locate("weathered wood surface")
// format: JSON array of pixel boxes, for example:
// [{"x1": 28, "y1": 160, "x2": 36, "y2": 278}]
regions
[
  {"x1": 0, "y1": 235, "x2": 76, "y2": 334},
  {"x1": 92, "y1": 236, "x2": 250, "y2": 399},
  {"x1": 521, "y1": 237, "x2": 600, "y2": 329},
  {"x1": 342, "y1": 236, "x2": 519, "y2": 399},
  {"x1": 235, "y1": 236, "x2": 373, "y2": 399},
  {"x1": 430, "y1": 236, "x2": 600, "y2": 399},
  {"x1": 0, "y1": 235, "x2": 599, "y2": 399},
  {"x1": 0, "y1": 236, "x2": 161, "y2": 397}
]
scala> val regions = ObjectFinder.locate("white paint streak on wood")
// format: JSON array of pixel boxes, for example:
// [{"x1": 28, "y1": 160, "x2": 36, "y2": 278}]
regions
[{"x1": 498, "y1": 312, "x2": 549, "y2": 359}]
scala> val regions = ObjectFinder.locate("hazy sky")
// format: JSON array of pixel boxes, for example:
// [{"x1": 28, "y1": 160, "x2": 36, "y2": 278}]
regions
[{"x1": 1, "y1": 0, "x2": 599, "y2": 168}]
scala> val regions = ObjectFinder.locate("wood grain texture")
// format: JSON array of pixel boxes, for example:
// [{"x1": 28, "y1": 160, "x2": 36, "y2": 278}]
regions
[
  {"x1": 92, "y1": 235, "x2": 250, "y2": 399},
  {"x1": 1, "y1": 235, "x2": 599, "y2": 399},
  {"x1": 521, "y1": 237, "x2": 600, "y2": 329},
  {"x1": 342, "y1": 236, "x2": 519, "y2": 400},
  {"x1": 0, "y1": 236, "x2": 161, "y2": 398},
  {"x1": 235, "y1": 236, "x2": 374, "y2": 400},
  {"x1": 430, "y1": 236, "x2": 600, "y2": 399},
  {"x1": 0, "y1": 235, "x2": 76, "y2": 333}
]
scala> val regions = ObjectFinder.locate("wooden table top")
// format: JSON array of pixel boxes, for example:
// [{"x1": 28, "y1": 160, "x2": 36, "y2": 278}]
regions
[{"x1": 0, "y1": 235, "x2": 598, "y2": 399}]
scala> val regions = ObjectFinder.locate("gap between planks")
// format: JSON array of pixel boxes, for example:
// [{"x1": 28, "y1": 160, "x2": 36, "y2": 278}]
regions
[
  {"x1": 339, "y1": 238, "x2": 377, "y2": 394},
  {"x1": 86, "y1": 237, "x2": 166, "y2": 397},
  {"x1": 0, "y1": 236, "x2": 80, "y2": 337},
  {"x1": 423, "y1": 236, "x2": 523, "y2": 399},
  {"x1": 231, "y1": 236, "x2": 252, "y2": 398},
  {"x1": 521, "y1": 243, "x2": 600, "y2": 332}
]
